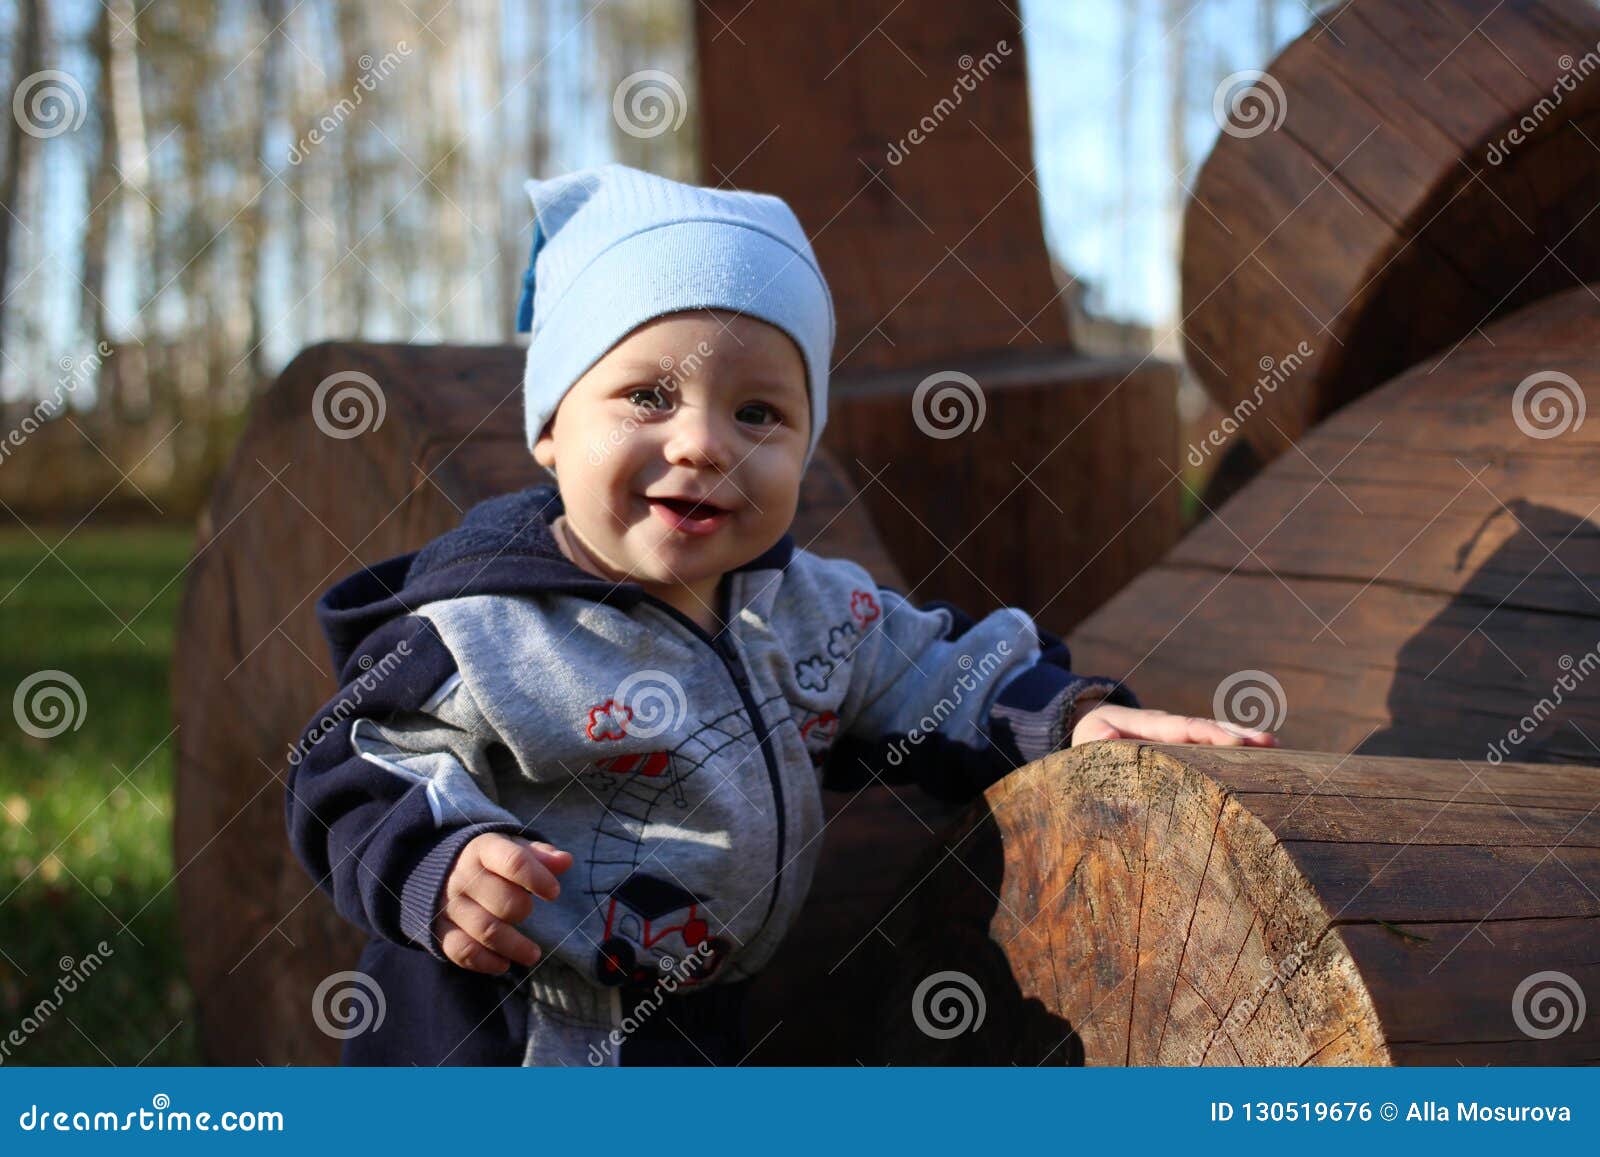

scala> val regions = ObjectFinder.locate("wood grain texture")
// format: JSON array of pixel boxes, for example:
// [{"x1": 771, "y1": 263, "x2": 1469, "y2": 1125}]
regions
[
  {"x1": 824, "y1": 350, "x2": 1182, "y2": 636},
  {"x1": 698, "y1": 1, "x2": 1185, "y2": 631},
  {"x1": 1183, "y1": 0, "x2": 1600, "y2": 458}
]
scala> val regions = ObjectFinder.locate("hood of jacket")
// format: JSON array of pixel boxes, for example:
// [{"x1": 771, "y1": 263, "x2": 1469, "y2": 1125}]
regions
[{"x1": 314, "y1": 482, "x2": 796, "y2": 677}]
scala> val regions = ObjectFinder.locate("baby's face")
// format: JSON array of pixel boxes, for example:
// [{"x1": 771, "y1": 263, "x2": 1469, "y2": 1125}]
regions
[{"x1": 533, "y1": 309, "x2": 811, "y2": 600}]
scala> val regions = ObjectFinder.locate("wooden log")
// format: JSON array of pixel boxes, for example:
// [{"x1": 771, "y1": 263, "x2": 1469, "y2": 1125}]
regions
[
  {"x1": 695, "y1": 0, "x2": 1068, "y2": 372},
  {"x1": 854, "y1": 740, "x2": 1600, "y2": 1065},
  {"x1": 1072, "y1": 282, "x2": 1600, "y2": 763},
  {"x1": 697, "y1": 1, "x2": 1184, "y2": 631},
  {"x1": 824, "y1": 351, "x2": 1181, "y2": 636},
  {"x1": 1183, "y1": 0, "x2": 1600, "y2": 459},
  {"x1": 171, "y1": 341, "x2": 965, "y2": 1064}
]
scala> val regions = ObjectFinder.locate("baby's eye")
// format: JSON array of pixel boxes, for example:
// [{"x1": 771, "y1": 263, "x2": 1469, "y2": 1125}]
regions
[
  {"x1": 626, "y1": 387, "x2": 668, "y2": 410},
  {"x1": 736, "y1": 402, "x2": 780, "y2": 426}
]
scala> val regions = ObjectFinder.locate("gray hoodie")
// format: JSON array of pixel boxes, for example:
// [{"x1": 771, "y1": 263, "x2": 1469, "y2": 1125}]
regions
[{"x1": 286, "y1": 482, "x2": 1137, "y2": 1066}]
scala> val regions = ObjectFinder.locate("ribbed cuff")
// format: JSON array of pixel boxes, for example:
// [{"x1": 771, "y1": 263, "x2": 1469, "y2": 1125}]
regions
[
  {"x1": 399, "y1": 820, "x2": 527, "y2": 959},
  {"x1": 990, "y1": 665, "x2": 1139, "y2": 765}
]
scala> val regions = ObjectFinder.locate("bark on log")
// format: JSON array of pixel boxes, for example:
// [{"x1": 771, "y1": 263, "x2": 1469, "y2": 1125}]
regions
[
  {"x1": 855, "y1": 740, "x2": 1600, "y2": 1065},
  {"x1": 1183, "y1": 0, "x2": 1600, "y2": 458}
]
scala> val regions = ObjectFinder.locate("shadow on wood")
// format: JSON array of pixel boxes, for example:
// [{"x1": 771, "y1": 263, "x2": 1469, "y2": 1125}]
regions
[{"x1": 1072, "y1": 284, "x2": 1600, "y2": 759}]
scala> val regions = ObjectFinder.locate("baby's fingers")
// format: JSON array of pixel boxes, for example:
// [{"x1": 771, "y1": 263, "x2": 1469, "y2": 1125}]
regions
[
  {"x1": 442, "y1": 895, "x2": 542, "y2": 968},
  {"x1": 463, "y1": 869, "x2": 535, "y2": 925},
  {"x1": 1191, "y1": 716, "x2": 1278, "y2": 746},
  {"x1": 1103, "y1": 709, "x2": 1264, "y2": 746},
  {"x1": 435, "y1": 912, "x2": 514, "y2": 974},
  {"x1": 483, "y1": 837, "x2": 569, "y2": 900}
]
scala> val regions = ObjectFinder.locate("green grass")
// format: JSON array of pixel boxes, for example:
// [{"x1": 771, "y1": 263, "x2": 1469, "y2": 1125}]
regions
[{"x1": 0, "y1": 523, "x2": 200, "y2": 1064}]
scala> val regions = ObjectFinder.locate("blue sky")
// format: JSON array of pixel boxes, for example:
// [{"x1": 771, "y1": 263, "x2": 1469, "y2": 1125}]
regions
[{"x1": 1023, "y1": 0, "x2": 1311, "y2": 324}]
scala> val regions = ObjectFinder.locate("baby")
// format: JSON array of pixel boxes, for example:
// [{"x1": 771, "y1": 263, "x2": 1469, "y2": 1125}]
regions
[{"x1": 285, "y1": 162, "x2": 1275, "y2": 1068}]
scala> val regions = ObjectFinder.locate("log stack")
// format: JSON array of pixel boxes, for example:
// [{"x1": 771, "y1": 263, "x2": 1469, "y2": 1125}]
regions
[
  {"x1": 1070, "y1": 283, "x2": 1600, "y2": 763},
  {"x1": 860, "y1": 0, "x2": 1600, "y2": 1066},
  {"x1": 993, "y1": 0, "x2": 1600, "y2": 1065}
]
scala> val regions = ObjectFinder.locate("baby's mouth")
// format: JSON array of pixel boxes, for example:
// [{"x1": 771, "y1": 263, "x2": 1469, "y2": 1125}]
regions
[
  {"x1": 652, "y1": 495, "x2": 722, "y2": 518},
  {"x1": 644, "y1": 493, "x2": 733, "y2": 535}
]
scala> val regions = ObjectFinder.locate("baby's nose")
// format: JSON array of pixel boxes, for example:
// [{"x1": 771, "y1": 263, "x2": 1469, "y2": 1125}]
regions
[{"x1": 663, "y1": 413, "x2": 735, "y2": 471}]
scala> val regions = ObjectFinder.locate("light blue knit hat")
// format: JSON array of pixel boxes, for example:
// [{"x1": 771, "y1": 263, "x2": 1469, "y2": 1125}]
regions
[{"x1": 515, "y1": 162, "x2": 835, "y2": 469}]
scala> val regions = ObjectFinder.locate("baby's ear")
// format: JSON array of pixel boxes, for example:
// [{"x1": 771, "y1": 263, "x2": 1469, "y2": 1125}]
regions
[{"x1": 531, "y1": 420, "x2": 557, "y2": 472}]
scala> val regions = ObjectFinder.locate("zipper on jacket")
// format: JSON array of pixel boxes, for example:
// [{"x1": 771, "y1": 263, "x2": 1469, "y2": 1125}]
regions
[{"x1": 636, "y1": 590, "x2": 788, "y2": 938}]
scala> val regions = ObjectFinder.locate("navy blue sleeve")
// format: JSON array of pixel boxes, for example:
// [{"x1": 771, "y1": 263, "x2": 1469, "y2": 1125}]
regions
[
  {"x1": 283, "y1": 614, "x2": 530, "y2": 959},
  {"x1": 987, "y1": 611, "x2": 1140, "y2": 764},
  {"x1": 822, "y1": 590, "x2": 1137, "y2": 804}
]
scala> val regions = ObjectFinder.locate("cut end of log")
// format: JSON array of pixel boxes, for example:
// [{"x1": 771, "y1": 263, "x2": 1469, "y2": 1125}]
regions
[{"x1": 863, "y1": 741, "x2": 1390, "y2": 1064}]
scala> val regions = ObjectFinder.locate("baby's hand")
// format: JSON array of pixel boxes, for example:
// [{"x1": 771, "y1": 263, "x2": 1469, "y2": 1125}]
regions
[
  {"x1": 1070, "y1": 702, "x2": 1281, "y2": 749},
  {"x1": 434, "y1": 833, "x2": 573, "y2": 974}
]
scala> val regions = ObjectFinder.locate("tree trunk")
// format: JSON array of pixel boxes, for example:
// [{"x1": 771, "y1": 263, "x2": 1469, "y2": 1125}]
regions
[
  {"x1": 0, "y1": 0, "x2": 44, "y2": 383},
  {"x1": 80, "y1": 4, "x2": 114, "y2": 373},
  {"x1": 106, "y1": 0, "x2": 153, "y2": 418}
]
